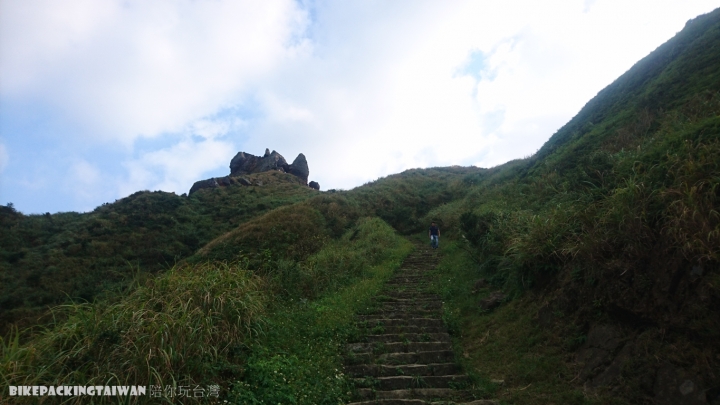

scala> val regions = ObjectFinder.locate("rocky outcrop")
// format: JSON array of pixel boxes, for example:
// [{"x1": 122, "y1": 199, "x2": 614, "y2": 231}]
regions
[
  {"x1": 189, "y1": 178, "x2": 219, "y2": 195},
  {"x1": 288, "y1": 153, "x2": 309, "y2": 185},
  {"x1": 189, "y1": 176, "x2": 246, "y2": 195},
  {"x1": 230, "y1": 150, "x2": 289, "y2": 176},
  {"x1": 229, "y1": 149, "x2": 310, "y2": 185},
  {"x1": 189, "y1": 149, "x2": 316, "y2": 195},
  {"x1": 309, "y1": 181, "x2": 320, "y2": 190}
]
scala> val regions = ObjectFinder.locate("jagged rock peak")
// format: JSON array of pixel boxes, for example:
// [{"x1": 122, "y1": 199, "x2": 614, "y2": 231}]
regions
[
  {"x1": 288, "y1": 153, "x2": 309, "y2": 185},
  {"x1": 230, "y1": 150, "x2": 288, "y2": 176},
  {"x1": 229, "y1": 149, "x2": 309, "y2": 185},
  {"x1": 189, "y1": 149, "x2": 313, "y2": 195}
]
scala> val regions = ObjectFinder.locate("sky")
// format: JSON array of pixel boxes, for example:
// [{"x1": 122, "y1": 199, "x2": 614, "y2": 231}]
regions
[{"x1": 1, "y1": 1, "x2": 718, "y2": 214}]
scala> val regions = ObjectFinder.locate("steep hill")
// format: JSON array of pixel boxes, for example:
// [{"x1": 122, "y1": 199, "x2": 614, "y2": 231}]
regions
[{"x1": 418, "y1": 8, "x2": 720, "y2": 404}]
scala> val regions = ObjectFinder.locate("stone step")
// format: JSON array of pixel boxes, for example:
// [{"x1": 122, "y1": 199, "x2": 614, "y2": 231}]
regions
[
  {"x1": 358, "y1": 310, "x2": 440, "y2": 320},
  {"x1": 377, "y1": 350, "x2": 456, "y2": 365},
  {"x1": 381, "y1": 292, "x2": 438, "y2": 299},
  {"x1": 386, "y1": 277, "x2": 425, "y2": 282},
  {"x1": 382, "y1": 288, "x2": 428, "y2": 293},
  {"x1": 380, "y1": 302, "x2": 443, "y2": 310},
  {"x1": 346, "y1": 350, "x2": 456, "y2": 366},
  {"x1": 344, "y1": 243, "x2": 496, "y2": 405},
  {"x1": 384, "y1": 284, "x2": 426, "y2": 288},
  {"x1": 345, "y1": 363, "x2": 461, "y2": 377},
  {"x1": 376, "y1": 297, "x2": 443, "y2": 304},
  {"x1": 347, "y1": 341, "x2": 452, "y2": 354},
  {"x1": 388, "y1": 274, "x2": 426, "y2": 278},
  {"x1": 360, "y1": 318, "x2": 444, "y2": 328},
  {"x1": 369, "y1": 325, "x2": 447, "y2": 335},
  {"x1": 347, "y1": 401, "x2": 497, "y2": 405},
  {"x1": 375, "y1": 309, "x2": 440, "y2": 317},
  {"x1": 378, "y1": 296, "x2": 441, "y2": 302},
  {"x1": 353, "y1": 388, "x2": 472, "y2": 401},
  {"x1": 382, "y1": 290, "x2": 429, "y2": 295},
  {"x1": 388, "y1": 274, "x2": 427, "y2": 278},
  {"x1": 354, "y1": 375, "x2": 469, "y2": 390},
  {"x1": 391, "y1": 269, "x2": 429, "y2": 273},
  {"x1": 354, "y1": 332, "x2": 451, "y2": 344},
  {"x1": 346, "y1": 400, "x2": 427, "y2": 405}
]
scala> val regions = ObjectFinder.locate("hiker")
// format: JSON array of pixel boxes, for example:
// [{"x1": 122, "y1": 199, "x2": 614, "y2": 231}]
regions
[{"x1": 429, "y1": 222, "x2": 440, "y2": 249}]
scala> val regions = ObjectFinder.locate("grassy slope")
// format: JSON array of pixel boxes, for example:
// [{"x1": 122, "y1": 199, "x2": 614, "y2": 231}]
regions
[
  {"x1": 0, "y1": 171, "x2": 316, "y2": 334},
  {"x1": 419, "y1": 8, "x2": 720, "y2": 404},
  {"x1": 2, "y1": 217, "x2": 411, "y2": 405}
]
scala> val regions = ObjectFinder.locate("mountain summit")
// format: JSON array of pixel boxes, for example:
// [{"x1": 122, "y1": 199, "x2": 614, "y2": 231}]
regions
[{"x1": 189, "y1": 149, "x2": 314, "y2": 195}]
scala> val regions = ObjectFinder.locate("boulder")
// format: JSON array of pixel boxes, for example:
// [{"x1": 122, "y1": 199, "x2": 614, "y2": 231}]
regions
[
  {"x1": 309, "y1": 181, "x2": 320, "y2": 190},
  {"x1": 288, "y1": 153, "x2": 309, "y2": 184},
  {"x1": 189, "y1": 178, "x2": 219, "y2": 195},
  {"x1": 229, "y1": 150, "x2": 289, "y2": 176},
  {"x1": 237, "y1": 177, "x2": 252, "y2": 186}
]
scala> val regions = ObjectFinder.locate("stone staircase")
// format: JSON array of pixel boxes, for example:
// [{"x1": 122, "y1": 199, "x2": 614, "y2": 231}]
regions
[{"x1": 344, "y1": 242, "x2": 497, "y2": 405}]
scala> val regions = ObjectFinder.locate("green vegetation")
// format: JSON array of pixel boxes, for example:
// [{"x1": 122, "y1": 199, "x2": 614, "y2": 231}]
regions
[
  {"x1": 2, "y1": 261, "x2": 267, "y2": 398},
  {"x1": 428, "y1": 240, "x2": 602, "y2": 404},
  {"x1": 229, "y1": 218, "x2": 411, "y2": 404},
  {"x1": 0, "y1": 171, "x2": 315, "y2": 334},
  {"x1": 2, "y1": 217, "x2": 411, "y2": 404},
  {"x1": 414, "y1": 9, "x2": 720, "y2": 403}
]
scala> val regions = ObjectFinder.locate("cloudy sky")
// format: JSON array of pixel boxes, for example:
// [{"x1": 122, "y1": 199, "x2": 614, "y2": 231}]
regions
[{"x1": 1, "y1": 0, "x2": 717, "y2": 214}]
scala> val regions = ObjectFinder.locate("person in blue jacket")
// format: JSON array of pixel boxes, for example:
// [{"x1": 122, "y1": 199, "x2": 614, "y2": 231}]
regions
[{"x1": 429, "y1": 222, "x2": 440, "y2": 249}]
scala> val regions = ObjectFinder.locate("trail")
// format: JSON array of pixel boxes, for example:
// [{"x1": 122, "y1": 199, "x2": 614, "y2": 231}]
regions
[{"x1": 344, "y1": 241, "x2": 497, "y2": 405}]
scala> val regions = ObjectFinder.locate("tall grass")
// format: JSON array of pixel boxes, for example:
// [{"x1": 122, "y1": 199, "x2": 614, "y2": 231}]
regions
[
  {"x1": 2, "y1": 261, "x2": 267, "y2": 404},
  {"x1": 2, "y1": 217, "x2": 411, "y2": 404}
]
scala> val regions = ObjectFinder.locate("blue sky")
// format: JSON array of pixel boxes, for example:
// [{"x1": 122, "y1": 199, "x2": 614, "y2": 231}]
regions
[{"x1": 1, "y1": 0, "x2": 718, "y2": 214}]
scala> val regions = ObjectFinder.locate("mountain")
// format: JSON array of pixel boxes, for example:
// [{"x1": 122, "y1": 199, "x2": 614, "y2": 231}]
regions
[{"x1": 1, "y1": 8, "x2": 719, "y2": 405}]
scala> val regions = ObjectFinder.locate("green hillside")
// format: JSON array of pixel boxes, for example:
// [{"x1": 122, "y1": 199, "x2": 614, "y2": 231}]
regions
[
  {"x1": 0, "y1": 170, "x2": 316, "y2": 334},
  {"x1": 2, "y1": 7, "x2": 720, "y2": 405}
]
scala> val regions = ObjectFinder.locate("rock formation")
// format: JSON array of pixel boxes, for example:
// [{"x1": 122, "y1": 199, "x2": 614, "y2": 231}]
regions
[
  {"x1": 287, "y1": 153, "x2": 309, "y2": 184},
  {"x1": 189, "y1": 148, "x2": 317, "y2": 195},
  {"x1": 309, "y1": 181, "x2": 320, "y2": 190},
  {"x1": 229, "y1": 149, "x2": 309, "y2": 185},
  {"x1": 188, "y1": 178, "x2": 219, "y2": 195},
  {"x1": 230, "y1": 150, "x2": 288, "y2": 176}
]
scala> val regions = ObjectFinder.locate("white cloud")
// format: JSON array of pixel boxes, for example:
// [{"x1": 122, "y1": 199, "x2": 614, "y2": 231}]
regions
[
  {"x1": 62, "y1": 159, "x2": 110, "y2": 212},
  {"x1": 0, "y1": 0, "x2": 309, "y2": 143},
  {"x1": 225, "y1": 0, "x2": 719, "y2": 190},
  {"x1": 0, "y1": 143, "x2": 8, "y2": 175},
  {"x1": 187, "y1": 117, "x2": 247, "y2": 140},
  {"x1": 119, "y1": 137, "x2": 236, "y2": 197},
  {"x1": 2, "y1": 0, "x2": 719, "y2": 211},
  {"x1": 69, "y1": 160, "x2": 101, "y2": 185}
]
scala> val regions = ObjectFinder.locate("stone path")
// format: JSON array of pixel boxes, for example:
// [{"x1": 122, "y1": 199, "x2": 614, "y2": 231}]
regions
[{"x1": 344, "y1": 242, "x2": 497, "y2": 405}]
